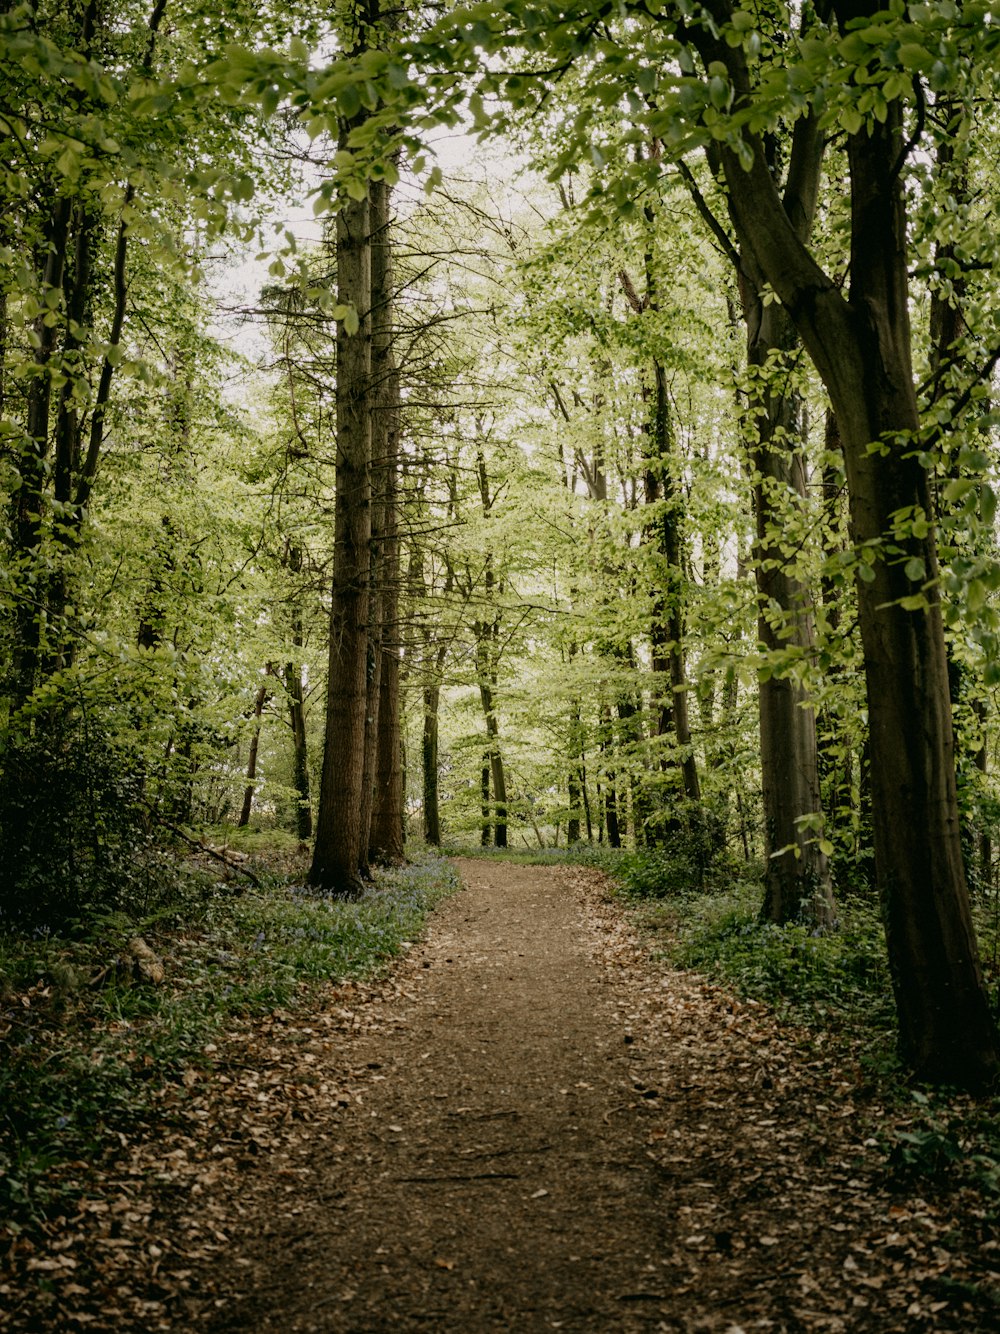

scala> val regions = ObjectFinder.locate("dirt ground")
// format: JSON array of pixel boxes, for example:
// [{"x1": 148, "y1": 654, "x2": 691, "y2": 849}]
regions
[{"x1": 3, "y1": 859, "x2": 998, "y2": 1331}]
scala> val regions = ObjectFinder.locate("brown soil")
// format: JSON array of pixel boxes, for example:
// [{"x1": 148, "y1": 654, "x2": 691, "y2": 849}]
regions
[{"x1": 3, "y1": 859, "x2": 998, "y2": 1331}]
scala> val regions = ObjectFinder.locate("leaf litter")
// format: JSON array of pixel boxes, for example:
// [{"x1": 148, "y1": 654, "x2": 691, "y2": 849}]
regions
[{"x1": 2, "y1": 860, "x2": 998, "y2": 1331}]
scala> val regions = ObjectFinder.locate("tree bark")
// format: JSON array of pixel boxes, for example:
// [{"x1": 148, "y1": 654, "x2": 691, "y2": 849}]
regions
[
  {"x1": 644, "y1": 359, "x2": 701, "y2": 807},
  {"x1": 691, "y1": 107, "x2": 835, "y2": 924},
  {"x1": 309, "y1": 161, "x2": 372, "y2": 897},
  {"x1": 284, "y1": 560, "x2": 312, "y2": 841},
  {"x1": 746, "y1": 294, "x2": 835, "y2": 927},
  {"x1": 601, "y1": 702, "x2": 621, "y2": 848},
  {"x1": 422, "y1": 682, "x2": 442, "y2": 846},
  {"x1": 694, "y1": 0, "x2": 999, "y2": 1081},
  {"x1": 12, "y1": 196, "x2": 71, "y2": 707},
  {"x1": 367, "y1": 172, "x2": 405, "y2": 864},
  {"x1": 238, "y1": 680, "x2": 270, "y2": 828},
  {"x1": 477, "y1": 663, "x2": 508, "y2": 849},
  {"x1": 480, "y1": 759, "x2": 491, "y2": 847}
]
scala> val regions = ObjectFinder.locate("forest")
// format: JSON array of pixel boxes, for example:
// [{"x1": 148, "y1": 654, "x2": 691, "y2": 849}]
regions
[{"x1": 3, "y1": 0, "x2": 1000, "y2": 1322}]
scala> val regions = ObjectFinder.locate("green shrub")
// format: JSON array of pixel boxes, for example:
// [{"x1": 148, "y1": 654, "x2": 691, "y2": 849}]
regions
[
  {"x1": 885, "y1": 1091, "x2": 1000, "y2": 1200},
  {"x1": 666, "y1": 887, "x2": 894, "y2": 1024},
  {"x1": 0, "y1": 718, "x2": 174, "y2": 931}
]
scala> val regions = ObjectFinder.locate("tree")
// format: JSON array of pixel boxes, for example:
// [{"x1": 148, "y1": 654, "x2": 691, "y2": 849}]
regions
[
  {"x1": 685, "y1": 123, "x2": 836, "y2": 926},
  {"x1": 680, "y1": 0, "x2": 999, "y2": 1080},
  {"x1": 359, "y1": 0, "x2": 1000, "y2": 1080}
]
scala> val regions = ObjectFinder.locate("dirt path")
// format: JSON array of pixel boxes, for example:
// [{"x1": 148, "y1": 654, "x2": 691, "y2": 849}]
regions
[
  {"x1": 201, "y1": 858, "x2": 679, "y2": 1333},
  {"x1": 185, "y1": 861, "x2": 993, "y2": 1333},
  {"x1": 4, "y1": 860, "x2": 996, "y2": 1331}
]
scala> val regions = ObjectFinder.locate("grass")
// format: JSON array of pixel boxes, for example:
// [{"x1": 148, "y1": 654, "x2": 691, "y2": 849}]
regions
[{"x1": 0, "y1": 843, "x2": 458, "y2": 1229}]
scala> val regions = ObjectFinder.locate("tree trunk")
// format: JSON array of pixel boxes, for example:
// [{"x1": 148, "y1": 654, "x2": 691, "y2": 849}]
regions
[
  {"x1": 746, "y1": 294, "x2": 835, "y2": 927},
  {"x1": 567, "y1": 756, "x2": 582, "y2": 844},
  {"x1": 816, "y1": 410, "x2": 857, "y2": 868},
  {"x1": 477, "y1": 671, "x2": 508, "y2": 849},
  {"x1": 700, "y1": 3, "x2": 999, "y2": 1079},
  {"x1": 695, "y1": 107, "x2": 835, "y2": 926},
  {"x1": 647, "y1": 363, "x2": 701, "y2": 789},
  {"x1": 422, "y1": 683, "x2": 441, "y2": 846},
  {"x1": 601, "y1": 704, "x2": 621, "y2": 848},
  {"x1": 928, "y1": 103, "x2": 990, "y2": 896},
  {"x1": 238, "y1": 680, "x2": 270, "y2": 828},
  {"x1": 625, "y1": 241, "x2": 702, "y2": 813},
  {"x1": 11, "y1": 197, "x2": 71, "y2": 708},
  {"x1": 367, "y1": 172, "x2": 405, "y2": 865},
  {"x1": 566, "y1": 645, "x2": 582, "y2": 843},
  {"x1": 580, "y1": 745, "x2": 593, "y2": 843},
  {"x1": 284, "y1": 580, "x2": 312, "y2": 841},
  {"x1": 480, "y1": 759, "x2": 491, "y2": 847},
  {"x1": 309, "y1": 161, "x2": 372, "y2": 898},
  {"x1": 370, "y1": 647, "x2": 404, "y2": 861}
]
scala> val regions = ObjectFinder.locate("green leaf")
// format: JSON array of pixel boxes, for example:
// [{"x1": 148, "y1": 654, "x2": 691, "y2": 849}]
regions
[
  {"x1": 708, "y1": 75, "x2": 730, "y2": 109},
  {"x1": 942, "y1": 476, "x2": 976, "y2": 505},
  {"x1": 904, "y1": 556, "x2": 926, "y2": 583},
  {"x1": 898, "y1": 42, "x2": 934, "y2": 73},
  {"x1": 342, "y1": 304, "x2": 360, "y2": 335},
  {"x1": 338, "y1": 82, "x2": 361, "y2": 119}
]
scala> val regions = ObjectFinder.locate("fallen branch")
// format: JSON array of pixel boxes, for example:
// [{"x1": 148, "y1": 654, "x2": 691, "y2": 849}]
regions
[{"x1": 165, "y1": 822, "x2": 262, "y2": 888}]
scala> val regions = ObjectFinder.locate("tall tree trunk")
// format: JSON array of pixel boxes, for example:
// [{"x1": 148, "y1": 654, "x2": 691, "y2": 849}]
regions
[
  {"x1": 601, "y1": 703, "x2": 621, "y2": 849},
  {"x1": 817, "y1": 409, "x2": 851, "y2": 822},
  {"x1": 370, "y1": 647, "x2": 404, "y2": 861},
  {"x1": 286, "y1": 656, "x2": 312, "y2": 842},
  {"x1": 422, "y1": 682, "x2": 442, "y2": 846},
  {"x1": 567, "y1": 746, "x2": 582, "y2": 844},
  {"x1": 928, "y1": 101, "x2": 991, "y2": 895},
  {"x1": 477, "y1": 670, "x2": 508, "y2": 849},
  {"x1": 11, "y1": 197, "x2": 71, "y2": 707},
  {"x1": 694, "y1": 110, "x2": 835, "y2": 926},
  {"x1": 238, "y1": 680, "x2": 270, "y2": 828},
  {"x1": 284, "y1": 572, "x2": 312, "y2": 841},
  {"x1": 480, "y1": 759, "x2": 491, "y2": 847},
  {"x1": 367, "y1": 172, "x2": 405, "y2": 864},
  {"x1": 622, "y1": 245, "x2": 701, "y2": 814},
  {"x1": 566, "y1": 643, "x2": 582, "y2": 843},
  {"x1": 698, "y1": 2, "x2": 999, "y2": 1080},
  {"x1": 309, "y1": 145, "x2": 372, "y2": 897},
  {"x1": 580, "y1": 747, "x2": 594, "y2": 844},
  {"x1": 644, "y1": 359, "x2": 701, "y2": 806},
  {"x1": 745, "y1": 293, "x2": 835, "y2": 927}
]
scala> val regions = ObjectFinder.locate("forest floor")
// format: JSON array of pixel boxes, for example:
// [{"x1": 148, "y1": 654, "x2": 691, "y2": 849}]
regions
[{"x1": 3, "y1": 857, "x2": 999, "y2": 1332}]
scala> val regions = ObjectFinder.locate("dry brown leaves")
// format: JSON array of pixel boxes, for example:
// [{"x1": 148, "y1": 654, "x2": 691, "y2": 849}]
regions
[
  {"x1": 2, "y1": 866, "x2": 998, "y2": 1332},
  {"x1": 0, "y1": 973, "x2": 412, "y2": 1332},
  {"x1": 569, "y1": 868, "x2": 1000, "y2": 1331}
]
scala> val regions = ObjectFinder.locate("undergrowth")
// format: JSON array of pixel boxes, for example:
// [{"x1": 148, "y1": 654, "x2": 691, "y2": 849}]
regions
[
  {"x1": 580, "y1": 841, "x2": 1000, "y2": 1218},
  {"x1": 0, "y1": 845, "x2": 457, "y2": 1229}
]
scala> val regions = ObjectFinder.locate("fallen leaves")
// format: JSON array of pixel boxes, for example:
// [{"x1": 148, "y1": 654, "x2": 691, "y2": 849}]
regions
[{"x1": 3, "y1": 864, "x2": 998, "y2": 1333}]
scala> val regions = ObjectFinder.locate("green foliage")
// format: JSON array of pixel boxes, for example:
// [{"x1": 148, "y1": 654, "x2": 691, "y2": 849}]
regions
[
  {"x1": 563, "y1": 824, "x2": 732, "y2": 898},
  {"x1": 653, "y1": 880, "x2": 895, "y2": 1029},
  {"x1": 885, "y1": 1090, "x2": 1000, "y2": 1204},
  {"x1": 0, "y1": 712, "x2": 174, "y2": 931},
  {"x1": 0, "y1": 849, "x2": 457, "y2": 1227}
]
